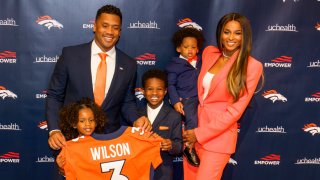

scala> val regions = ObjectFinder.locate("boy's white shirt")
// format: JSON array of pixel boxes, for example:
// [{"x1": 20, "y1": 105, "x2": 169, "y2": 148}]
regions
[
  {"x1": 147, "y1": 102, "x2": 164, "y2": 125},
  {"x1": 179, "y1": 54, "x2": 197, "y2": 68}
]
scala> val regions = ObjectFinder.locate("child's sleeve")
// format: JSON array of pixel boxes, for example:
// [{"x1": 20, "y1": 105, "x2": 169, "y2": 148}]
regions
[
  {"x1": 60, "y1": 146, "x2": 77, "y2": 180},
  {"x1": 169, "y1": 112, "x2": 183, "y2": 155},
  {"x1": 167, "y1": 72, "x2": 180, "y2": 105}
]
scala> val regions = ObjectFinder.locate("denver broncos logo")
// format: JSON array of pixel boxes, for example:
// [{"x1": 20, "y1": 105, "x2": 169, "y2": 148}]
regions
[
  {"x1": 0, "y1": 86, "x2": 17, "y2": 99},
  {"x1": 177, "y1": 18, "x2": 202, "y2": 31},
  {"x1": 38, "y1": 121, "x2": 48, "y2": 130},
  {"x1": 262, "y1": 90, "x2": 287, "y2": 103},
  {"x1": 36, "y1": 15, "x2": 63, "y2": 30},
  {"x1": 135, "y1": 88, "x2": 144, "y2": 101},
  {"x1": 228, "y1": 157, "x2": 237, "y2": 165},
  {"x1": 303, "y1": 123, "x2": 320, "y2": 136},
  {"x1": 315, "y1": 23, "x2": 320, "y2": 31}
]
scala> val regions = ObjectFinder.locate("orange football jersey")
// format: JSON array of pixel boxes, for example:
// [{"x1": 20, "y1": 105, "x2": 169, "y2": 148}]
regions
[{"x1": 60, "y1": 126, "x2": 162, "y2": 180}]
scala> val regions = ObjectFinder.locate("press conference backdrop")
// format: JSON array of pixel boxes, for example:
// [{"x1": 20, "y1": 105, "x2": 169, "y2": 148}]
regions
[{"x1": 0, "y1": 0, "x2": 319, "y2": 179}]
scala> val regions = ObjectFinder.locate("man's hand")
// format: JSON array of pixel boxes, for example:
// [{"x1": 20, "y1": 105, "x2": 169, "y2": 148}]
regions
[
  {"x1": 48, "y1": 131, "x2": 66, "y2": 150},
  {"x1": 161, "y1": 139, "x2": 172, "y2": 151},
  {"x1": 133, "y1": 116, "x2": 152, "y2": 132},
  {"x1": 174, "y1": 102, "x2": 185, "y2": 115}
]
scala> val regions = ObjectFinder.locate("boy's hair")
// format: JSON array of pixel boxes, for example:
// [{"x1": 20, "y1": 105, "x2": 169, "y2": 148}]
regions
[
  {"x1": 58, "y1": 98, "x2": 106, "y2": 141},
  {"x1": 142, "y1": 69, "x2": 168, "y2": 88},
  {"x1": 172, "y1": 27, "x2": 205, "y2": 50},
  {"x1": 96, "y1": 4, "x2": 122, "y2": 25}
]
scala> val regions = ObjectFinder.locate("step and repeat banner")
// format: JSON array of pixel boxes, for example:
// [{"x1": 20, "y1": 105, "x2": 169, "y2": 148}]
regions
[{"x1": 0, "y1": 0, "x2": 319, "y2": 179}]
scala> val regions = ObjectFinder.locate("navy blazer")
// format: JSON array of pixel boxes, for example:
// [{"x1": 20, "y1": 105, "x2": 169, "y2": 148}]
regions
[
  {"x1": 165, "y1": 56, "x2": 201, "y2": 105},
  {"x1": 46, "y1": 42, "x2": 138, "y2": 133},
  {"x1": 138, "y1": 104, "x2": 182, "y2": 180}
]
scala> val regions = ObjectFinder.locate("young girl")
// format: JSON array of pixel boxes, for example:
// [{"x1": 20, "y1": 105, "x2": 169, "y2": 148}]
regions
[{"x1": 56, "y1": 98, "x2": 106, "y2": 174}]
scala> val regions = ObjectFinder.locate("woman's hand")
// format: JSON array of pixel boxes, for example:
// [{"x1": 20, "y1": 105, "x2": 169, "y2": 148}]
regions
[{"x1": 183, "y1": 129, "x2": 197, "y2": 146}]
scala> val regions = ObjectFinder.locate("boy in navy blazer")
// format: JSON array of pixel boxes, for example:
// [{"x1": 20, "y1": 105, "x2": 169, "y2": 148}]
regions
[{"x1": 138, "y1": 69, "x2": 182, "y2": 180}]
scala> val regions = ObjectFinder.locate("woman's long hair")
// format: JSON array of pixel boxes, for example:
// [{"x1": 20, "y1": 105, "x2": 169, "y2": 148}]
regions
[{"x1": 216, "y1": 13, "x2": 252, "y2": 102}]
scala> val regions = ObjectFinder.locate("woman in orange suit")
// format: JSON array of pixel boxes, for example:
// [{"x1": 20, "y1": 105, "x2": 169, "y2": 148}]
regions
[{"x1": 183, "y1": 13, "x2": 263, "y2": 180}]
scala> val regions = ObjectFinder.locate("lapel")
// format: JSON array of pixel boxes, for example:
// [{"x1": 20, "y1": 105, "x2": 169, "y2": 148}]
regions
[
  {"x1": 139, "y1": 107, "x2": 148, "y2": 117},
  {"x1": 80, "y1": 42, "x2": 94, "y2": 100},
  {"x1": 198, "y1": 49, "x2": 239, "y2": 102},
  {"x1": 198, "y1": 51, "x2": 219, "y2": 102},
  {"x1": 152, "y1": 104, "x2": 169, "y2": 129},
  {"x1": 102, "y1": 48, "x2": 125, "y2": 107}
]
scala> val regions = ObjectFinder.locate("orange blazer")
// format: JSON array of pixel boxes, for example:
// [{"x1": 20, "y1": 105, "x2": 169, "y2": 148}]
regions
[{"x1": 194, "y1": 46, "x2": 263, "y2": 154}]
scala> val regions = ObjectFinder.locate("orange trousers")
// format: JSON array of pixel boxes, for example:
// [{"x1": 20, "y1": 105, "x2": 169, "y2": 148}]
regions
[{"x1": 183, "y1": 143, "x2": 230, "y2": 180}]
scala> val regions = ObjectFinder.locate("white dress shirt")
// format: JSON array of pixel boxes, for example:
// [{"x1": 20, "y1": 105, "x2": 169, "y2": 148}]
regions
[
  {"x1": 179, "y1": 54, "x2": 197, "y2": 68},
  {"x1": 202, "y1": 72, "x2": 215, "y2": 100},
  {"x1": 91, "y1": 40, "x2": 116, "y2": 97},
  {"x1": 147, "y1": 102, "x2": 164, "y2": 125}
]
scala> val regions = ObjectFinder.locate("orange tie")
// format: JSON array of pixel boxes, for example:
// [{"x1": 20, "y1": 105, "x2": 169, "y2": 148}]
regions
[{"x1": 94, "y1": 52, "x2": 107, "y2": 106}]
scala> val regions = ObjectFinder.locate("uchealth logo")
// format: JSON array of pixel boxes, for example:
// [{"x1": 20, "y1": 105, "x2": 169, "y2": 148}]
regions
[
  {"x1": 135, "y1": 88, "x2": 145, "y2": 101},
  {"x1": 0, "y1": 123, "x2": 21, "y2": 131},
  {"x1": 177, "y1": 18, "x2": 202, "y2": 31},
  {"x1": 36, "y1": 155, "x2": 54, "y2": 163},
  {"x1": 173, "y1": 156, "x2": 183, "y2": 163},
  {"x1": 135, "y1": 53, "x2": 156, "y2": 66},
  {"x1": 266, "y1": 23, "x2": 298, "y2": 32},
  {"x1": 128, "y1": 20, "x2": 160, "y2": 29},
  {"x1": 0, "y1": 86, "x2": 17, "y2": 100},
  {"x1": 307, "y1": 59, "x2": 320, "y2": 68},
  {"x1": 254, "y1": 154, "x2": 280, "y2": 165},
  {"x1": 36, "y1": 15, "x2": 63, "y2": 30},
  {"x1": 295, "y1": 157, "x2": 320, "y2": 165},
  {"x1": 0, "y1": 50, "x2": 17, "y2": 64},
  {"x1": 282, "y1": 0, "x2": 299, "y2": 2},
  {"x1": 262, "y1": 90, "x2": 287, "y2": 103},
  {"x1": 83, "y1": 20, "x2": 95, "y2": 29},
  {"x1": 0, "y1": 18, "x2": 18, "y2": 26},
  {"x1": 305, "y1": 92, "x2": 320, "y2": 102},
  {"x1": 256, "y1": 125, "x2": 286, "y2": 133},
  {"x1": 264, "y1": 56, "x2": 292, "y2": 68},
  {"x1": 38, "y1": 121, "x2": 48, "y2": 130},
  {"x1": 0, "y1": 152, "x2": 20, "y2": 163},
  {"x1": 34, "y1": 55, "x2": 59, "y2": 63},
  {"x1": 315, "y1": 22, "x2": 320, "y2": 31},
  {"x1": 302, "y1": 123, "x2": 320, "y2": 136}
]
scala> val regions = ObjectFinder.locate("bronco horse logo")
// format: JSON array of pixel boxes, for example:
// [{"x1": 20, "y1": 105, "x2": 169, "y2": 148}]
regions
[
  {"x1": 0, "y1": 86, "x2": 17, "y2": 99},
  {"x1": 177, "y1": 18, "x2": 202, "y2": 31},
  {"x1": 262, "y1": 90, "x2": 287, "y2": 103},
  {"x1": 228, "y1": 158, "x2": 237, "y2": 165},
  {"x1": 135, "y1": 88, "x2": 145, "y2": 101},
  {"x1": 315, "y1": 23, "x2": 320, "y2": 31},
  {"x1": 303, "y1": 123, "x2": 320, "y2": 136},
  {"x1": 36, "y1": 15, "x2": 63, "y2": 30}
]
